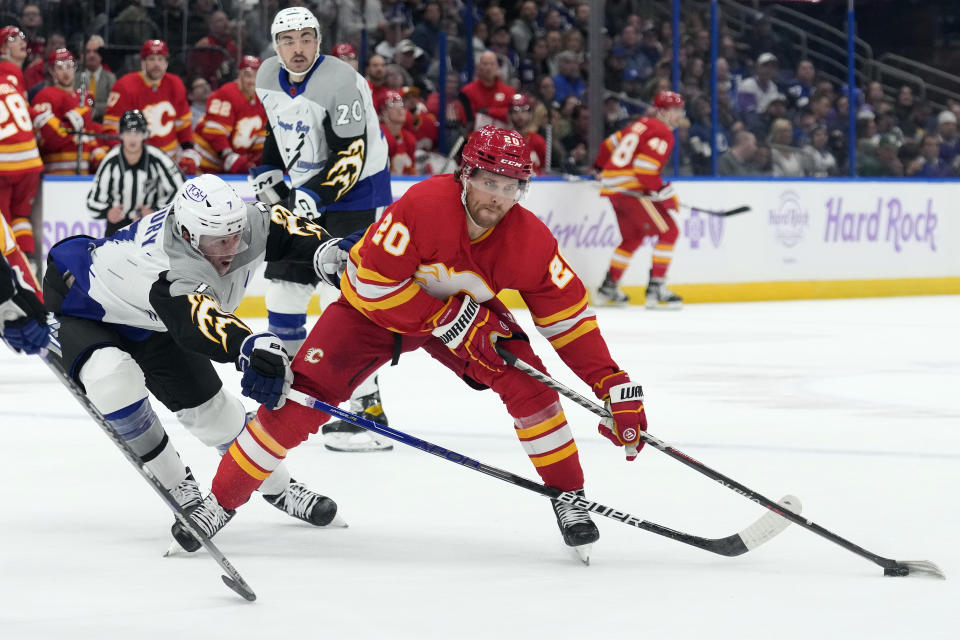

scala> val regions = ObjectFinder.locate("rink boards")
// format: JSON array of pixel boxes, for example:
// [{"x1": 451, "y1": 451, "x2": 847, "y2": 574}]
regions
[{"x1": 41, "y1": 176, "x2": 960, "y2": 313}]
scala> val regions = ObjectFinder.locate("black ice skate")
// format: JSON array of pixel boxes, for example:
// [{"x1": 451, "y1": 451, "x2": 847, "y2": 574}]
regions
[
  {"x1": 321, "y1": 384, "x2": 394, "y2": 452},
  {"x1": 551, "y1": 489, "x2": 599, "y2": 565},
  {"x1": 645, "y1": 275, "x2": 683, "y2": 310},
  {"x1": 170, "y1": 494, "x2": 235, "y2": 553},
  {"x1": 262, "y1": 479, "x2": 346, "y2": 527},
  {"x1": 170, "y1": 467, "x2": 201, "y2": 510},
  {"x1": 596, "y1": 273, "x2": 630, "y2": 307}
]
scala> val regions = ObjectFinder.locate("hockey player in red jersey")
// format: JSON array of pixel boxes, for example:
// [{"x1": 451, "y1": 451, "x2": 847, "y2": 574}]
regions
[
  {"x1": 101, "y1": 40, "x2": 199, "y2": 174},
  {"x1": 507, "y1": 93, "x2": 547, "y2": 174},
  {"x1": 174, "y1": 126, "x2": 648, "y2": 561},
  {"x1": 380, "y1": 90, "x2": 418, "y2": 175},
  {"x1": 0, "y1": 216, "x2": 48, "y2": 355},
  {"x1": 32, "y1": 48, "x2": 104, "y2": 174},
  {"x1": 0, "y1": 26, "x2": 44, "y2": 259},
  {"x1": 193, "y1": 55, "x2": 266, "y2": 174},
  {"x1": 594, "y1": 90, "x2": 686, "y2": 309}
]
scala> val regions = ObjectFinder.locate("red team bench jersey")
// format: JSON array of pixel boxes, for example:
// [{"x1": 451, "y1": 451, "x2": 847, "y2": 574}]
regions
[
  {"x1": 194, "y1": 80, "x2": 266, "y2": 172},
  {"x1": 341, "y1": 174, "x2": 621, "y2": 386},
  {"x1": 32, "y1": 85, "x2": 103, "y2": 174},
  {"x1": 594, "y1": 116, "x2": 675, "y2": 195},
  {"x1": 0, "y1": 60, "x2": 43, "y2": 175},
  {"x1": 103, "y1": 72, "x2": 192, "y2": 156}
]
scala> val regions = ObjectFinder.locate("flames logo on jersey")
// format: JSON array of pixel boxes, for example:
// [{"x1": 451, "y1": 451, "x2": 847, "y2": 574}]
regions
[
  {"x1": 269, "y1": 204, "x2": 328, "y2": 239},
  {"x1": 188, "y1": 294, "x2": 247, "y2": 352},
  {"x1": 321, "y1": 139, "x2": 365, "y2": 200},
  {"x1": 303, "y1": 347, "x2": 324, "y2": 363}
]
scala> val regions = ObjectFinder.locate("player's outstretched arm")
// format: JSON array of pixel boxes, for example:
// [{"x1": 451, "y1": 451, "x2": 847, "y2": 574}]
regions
[{"x1": 0, "y1": 257, "x2": 50, "y2": 355}]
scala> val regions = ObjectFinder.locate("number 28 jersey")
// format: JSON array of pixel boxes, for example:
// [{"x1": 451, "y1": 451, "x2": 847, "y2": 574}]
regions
[
  {"x1": 594, "y1": 116, "x2": 674, "y2": 196},
  {"x1": 0, "y1": 60, "x2": 42, "y2": 176},
  {"x1": 341, "y1": 174, "x2": 623, "y2": 387}
]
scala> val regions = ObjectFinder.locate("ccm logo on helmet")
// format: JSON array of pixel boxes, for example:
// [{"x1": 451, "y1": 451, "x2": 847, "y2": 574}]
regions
[{"x1": 184, "y1": 184, "x2": 207, "y2": 202}]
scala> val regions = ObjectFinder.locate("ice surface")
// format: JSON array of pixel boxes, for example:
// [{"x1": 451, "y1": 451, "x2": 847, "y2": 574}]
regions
[{"x1": 1, "y1": 297, "x2": 957, "y2": 638}]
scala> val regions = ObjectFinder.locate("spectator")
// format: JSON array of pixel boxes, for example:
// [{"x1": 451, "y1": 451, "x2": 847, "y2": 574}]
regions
[
  {"x1": 374, "y1": 16, "x2": 407, "y2": 62},
  {"x1": 460, "y1": 50, "x2": 514, "y2": 129},
  {"x1": 717, "y1": 130, "x2": 758, "y2": 176},
  {"x1": 874, "y1": 102, "x2": 905, "y2": 147},
  {"x1": 614, "y1": 24, "x2": 652, "y2": 81},
  {"x1": 747, "y1": 14, "x2": 790, "y2": 66},
  {"x1": 393, "y1": 39, "x2": 430, "y2": 94},
  {"x1": 110, "y1": 0, "x2": 159, "y2": 49},
  {"x1": 858, "y1": 133, "x2": 903, "y2": 176},
  {"x1": 75, "y1": 35, "x2": 116, "y2": 122},
  {"x1": 507, "y1": 93, "x2": 547, "y2": 173},
  {"x1": 193, "y1": 55, "x2": 265, "y2": 174},
  {"x1": 638, "y1": 24, "x2": 662, "y2": 67},
  {"x1": 19, "y1": 4, "x2": 45, "y2": 66},
  {"x1": 688, "y1": 96, "x2": 730, "y2": 175},
  {"x1": 894, "y1": 85, "x2": 917, "y2": 135},
  {"x1": 410, "y1": 2, "x2": 442, "y2": 60},
  {"x1": 519, "y1": 36, "x2": 551, "y2": 89},
  {"x1": 769, "y1": 117, "x2": 808, "y2": 177},
  {"x1": 488, "y1": 26, "x2": 519, "y2": 83},
  {"x1": 786, "y1": 59, "x2": 815, "y2": 110},
  {"x1": 802, "y1": 126, "x2": 839, "y2": 177},
  {"x1": 150, "y1": 0, "x2": 188, "y2": 58},
  {"x1": 333, "y1": 0, "x2": 388, "y2": 53},
  {"x1": 427, "y1": 70, "x2": 468, "y2": 149},
  {"x1": 553, "y1": 50, "x2": 586, "y2": 104},
  {"x1": 510, "y1": 1, "x2": 540, "y2": 59},
  {"x1": 380, "y1": 90, "x2": 418, "y2": 175},
  {"x1": 936, "y1": 110, "x2": 960, "y2": 165},
  {"x1": 914, "y1": 134, "x2": 953, "y2": 177},
  {"x1": 737, "y1": 52, "x2": 781, "y2": 115},
  {"x1": 401, "y1": 86, "x2": 439, "y2": 152},
  {"x1": 752, "y1": 142, "x2": 773, "y2": 175},
  {"x1": 560, "y1": 103, "x2": 591, "y2": 174},
  {"x1": 544, "y1": 29, "x2": 563, "y2": 76},
  {"x1": 186, "y1": 0, "x2": 216, "y2": 46},
  {"x1": 366, "y1": 54, "x2": 389, "y2": 111},
  {"x1": 24, "y1": 32, "x2": 65, "y2": 98},
  {"x1": 187, "y1": 75, "x2": 211, "y2": 125},
  {"x1": 188, "y1": 10, "x2": 238, "y2": 88},
  {"x1": 865, "y1": 80, "x2": 885, "y2": 109},
  {"x1": 332, "y1": 43, "x2": 358, "y2": 72}
]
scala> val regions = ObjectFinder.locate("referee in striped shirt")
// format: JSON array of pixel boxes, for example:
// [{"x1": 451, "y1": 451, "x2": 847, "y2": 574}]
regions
[{"x1": 86, "y1": 110, "x2": 184, "y2": 236}]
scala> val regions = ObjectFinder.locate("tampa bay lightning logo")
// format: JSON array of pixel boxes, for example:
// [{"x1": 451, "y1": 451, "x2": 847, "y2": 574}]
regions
[{"x1": 184, "y1": 184, "x2": 207, "y2": 202}]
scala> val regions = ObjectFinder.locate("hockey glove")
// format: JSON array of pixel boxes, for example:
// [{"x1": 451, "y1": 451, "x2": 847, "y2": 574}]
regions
[
  {"x1": 249, "y1": 166, "x2": 290, "y2": 206},
  {"x1": 178, "y1": 148, "x2": 202, "y2": 175},
  {"x1": 64, "y1": 108, "x2": 86, "y2": 132},
  {"x1": 594, "y1": 371, "x2": 647, "y2": 461},
  {"x1": 222, "y1": 151, "x2": 254, "y2": 174},
  {"x1": 0, "y1": 268, "x2": 50, "y2": 355},
  {"x1": 313, "y1": 237, "x2": 348, "y2": 288},
  {"x1": 432, "y1": 295, "x2": 513, "y2": 374},
  {"x1": 236, "y1": 332, "x2": 293, "y2": 410},
  {"x1": 289, "y1": 188, "x2": 323, "y2": 220}
]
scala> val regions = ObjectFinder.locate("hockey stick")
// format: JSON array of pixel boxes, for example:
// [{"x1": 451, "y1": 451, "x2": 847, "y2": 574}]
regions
[
  {"x1": 557, "y1": 174, "x2": 751, "y2": 217},
  {"x1": 32, "y1": 346, "x2": 257, "y2": 600},
  {"x1": 287, "y1": 389, "x2": 798, "y2": 557},
  {"x1": 496, "y1": 346, "x2": 946, "y2": 580}
]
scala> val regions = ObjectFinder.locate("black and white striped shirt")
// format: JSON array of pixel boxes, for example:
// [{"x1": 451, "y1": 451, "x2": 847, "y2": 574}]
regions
[{"x1": 87, "y1": 145, "x2": 184, "y2": 235}]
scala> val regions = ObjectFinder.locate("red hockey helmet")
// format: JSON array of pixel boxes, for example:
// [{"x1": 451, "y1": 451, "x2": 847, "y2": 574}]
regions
[
  {"x1": 332, "y1": 43, "x2": 357, "y2": 59},
  {"x1": 140, "y1": 39, "x2": 170, "y2": 59},
  {"x1": 461, "y1": 125, "x2": 533, "y2": 181},
  {"x1": 48, "y1": 48, "x2": 75, "y2": 67},
  {"x1": 238, "y1": 55, "x2": 262, "y2": 71},
  {"x1": 653, "y1": 90, "x2": 685, "y2": 109},
  {"x1": 382, "y1": 90, "x2": 404, "y2": 108},
  {"x1": 0, "y1": 26, "x2": 24, "y2": 43},
  {"x1": 510, "y1": 93, "x2": 531, "y2": 111}
]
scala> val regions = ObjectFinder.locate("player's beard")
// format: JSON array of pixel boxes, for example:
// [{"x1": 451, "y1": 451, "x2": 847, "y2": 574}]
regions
[{"x1": 464, "y1": 186, "x2": 510, "y2": 232}]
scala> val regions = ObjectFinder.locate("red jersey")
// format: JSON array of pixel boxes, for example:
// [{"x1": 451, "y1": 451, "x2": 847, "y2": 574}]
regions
[
  {"x1": 406, "y1": 104, "x2": 439, "y2": 151},
  {"x1": 193, "y1": 81, "x2": 266, "y2": 172},
  {"x1": 426, "y1": 91, "x2": 467, "y2": 126},
  {"x1": 594, "y1": 117, "x2": 675, "y2": 195},
  {"x1": 1, "y1": 216, "x2": 39, "y2": 294},
  {"x1": 0, "y1": 60, "x2": 42, "y2": 175},
  {"x1": 460, "y1": 78, "x2": 513, "y2": 128},
  {"x1": 524, "y1": 131, "x2": 547, "y2": 175},
  {"x1": 342, "y1": 175, "x2": 622, "y2": 388},
  {"x1": 370, "y1": 82, "x2": 390, "y2": 113},
  {"x1": 31, "y1": 85, "x2": 104, "y2": 174},
  {"x1": 380, "y1": 123, "x2": 418, "y2": 175},
  {"x1": 103, "y1": 72, "x2": 192, "y2": 156}
]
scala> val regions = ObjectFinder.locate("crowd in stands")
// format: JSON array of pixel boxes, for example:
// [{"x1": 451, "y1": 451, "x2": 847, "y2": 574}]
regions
[{"x1": 2, "y1": 0, "x2": 960, "y2": 180}]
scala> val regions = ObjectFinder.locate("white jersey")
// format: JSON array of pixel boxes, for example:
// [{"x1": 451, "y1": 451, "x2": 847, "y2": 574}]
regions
[
  {"x1": 48, "y1": 203, "x2": 269, "y2": 332},
  {"x1": 256, "y1": 54, "x2": 391, "y2": 211}
]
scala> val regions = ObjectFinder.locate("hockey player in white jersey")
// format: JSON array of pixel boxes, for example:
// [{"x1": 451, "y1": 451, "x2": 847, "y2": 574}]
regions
[
  {"x1": 43, "y1": 175, "x2": 346, "y2": 536},
  {"x1": 249, "y1": 6, "x2": 395, "y2": 453}
]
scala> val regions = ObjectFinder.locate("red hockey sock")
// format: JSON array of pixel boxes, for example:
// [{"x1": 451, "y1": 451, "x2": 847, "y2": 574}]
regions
[{"x1": 514, "y1": 402, "x2": 584, "y2": 491}]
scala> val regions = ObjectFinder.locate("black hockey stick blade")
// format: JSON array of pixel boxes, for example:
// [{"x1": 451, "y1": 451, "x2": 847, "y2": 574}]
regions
[
  {"x1": 288, "y1": 390, "x2": 792, "y2": 558},
  {"x1": 495, "y1": 346, "x2": 946, "y2": 580},
  {"x1": 716, "y1": 205, "x2": 751, "y2": 217}
]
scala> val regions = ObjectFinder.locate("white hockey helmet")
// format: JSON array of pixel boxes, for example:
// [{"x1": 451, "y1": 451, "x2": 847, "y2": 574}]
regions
[
  {"x1": 173, "y1": 175, "x2": 247, "y2": 254},
  {"x1": 271, "y1": 7, "x2": 322, "y2": 74}
]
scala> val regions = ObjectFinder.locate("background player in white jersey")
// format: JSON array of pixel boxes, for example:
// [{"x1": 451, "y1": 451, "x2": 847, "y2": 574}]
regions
[
  {"x1": 249, "y1": 7, "x2": 394, "y2": 452},
  {"x1": 43, "y1": 175, "x2": 347, "y2": 532}
]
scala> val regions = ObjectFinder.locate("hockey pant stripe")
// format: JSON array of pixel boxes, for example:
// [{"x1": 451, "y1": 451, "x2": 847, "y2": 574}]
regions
[
  {"x1": 229, "y1": 420, "x2": 287, "y2": 481},
  {"x1": 530, "y1": 441, "x2": 579, "y2": 468},
  {"x1": 515, "y1": 402, "x2": 577, "y2": 460}
]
